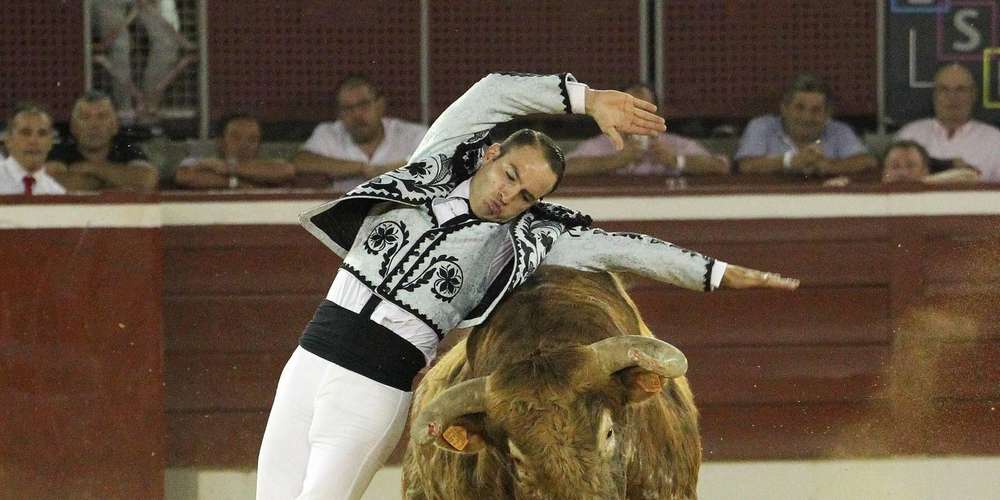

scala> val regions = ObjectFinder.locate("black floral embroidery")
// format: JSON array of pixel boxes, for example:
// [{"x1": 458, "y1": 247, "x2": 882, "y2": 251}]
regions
[
  {"x1": 355, "y1": 155, "x2": 455, "y2": 202},
  {"x1": 363, "y1": 221, "x2": 410, "y2": 277},
  {"x1": 399, "y1": 255, "x2": 464, "y2": 302},
  {"x1": 451, "y1": 131, "x2": 491, "y2": 179},
  {"x1": 434, "y1": 265, "x2": 463, "y2": 297}
]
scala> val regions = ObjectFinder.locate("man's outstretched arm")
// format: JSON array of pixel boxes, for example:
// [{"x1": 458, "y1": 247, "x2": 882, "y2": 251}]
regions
[
  {"x1": 412, "y1": 72, "x2": 665, "y2": 160},
  {"x1": 544, "y1": 227, "x2": 799, "y2": 292}
]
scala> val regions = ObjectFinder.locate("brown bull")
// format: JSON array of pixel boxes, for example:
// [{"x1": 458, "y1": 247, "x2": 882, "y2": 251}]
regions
[{"x1": 403, "y1": 266, "x2": 702, "y2": 500}]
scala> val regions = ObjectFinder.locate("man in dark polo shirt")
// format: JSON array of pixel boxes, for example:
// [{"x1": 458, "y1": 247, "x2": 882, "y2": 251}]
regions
[{"x1": 47, "y1": 91, "x2": 159, "y2": 191}]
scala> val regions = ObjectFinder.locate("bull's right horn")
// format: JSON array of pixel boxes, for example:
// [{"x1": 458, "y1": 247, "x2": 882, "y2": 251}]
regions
[
  {"x1": 411, "y1": 377, "x2": 488, "y2": 446},
  {"x1": 587, "y1": 335, "x2": 688, "y2": 379}
]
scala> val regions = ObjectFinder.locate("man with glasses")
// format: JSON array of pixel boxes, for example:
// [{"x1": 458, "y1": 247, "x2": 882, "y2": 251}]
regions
[
  {"x1": 896, "y1": 63, "x2": 999, "y2": 183},
  {"x1": 293, "y1": 74, "x2": 428, "y2": 191}
]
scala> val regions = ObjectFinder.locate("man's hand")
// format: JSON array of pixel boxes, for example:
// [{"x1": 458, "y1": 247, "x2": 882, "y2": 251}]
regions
[
  {"x1": 649, "y1": 139, "x2": 678, "y2": 168},
  {"x1": 585, "y1": 89, "x2": 666, "y2": 150},
  {"x1": 790, "y1": 144, "x2": 825, "y2": 173},
  {"x1": 196, "y1": 158, "x2": 230, "y2": 176},
  {"x1": 616, "y1": 137, "x2": 647, "y2": 166},
  {"x1": 721, "y1": 264, "x2": 799, "y2": 290}
]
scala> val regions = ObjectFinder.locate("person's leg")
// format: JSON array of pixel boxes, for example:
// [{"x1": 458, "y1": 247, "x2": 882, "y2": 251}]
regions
[
  {"x1": 91, "y1": 0, "x2": 134, "y2": 112},
  {"x1": 256, "y1": 347, "x2": 325, "y2": 500},
  {"x1": 135, "y1": 0, "x2": 180, "y2": 115},
  {"x1": 296, "y1": 364, "x2": 412, "y2": 500}
]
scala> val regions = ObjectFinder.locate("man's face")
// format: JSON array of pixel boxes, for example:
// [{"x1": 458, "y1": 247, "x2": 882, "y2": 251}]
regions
[
  {"x1": 220, "y1": 118, "x2": 261, "y2": 163},
  {"x1": 933, "y1": 65, "x2": 975, "y2": 127},
  {"x1": 3, "y1": 112, "x2": 54, "y2": 172},
  {"x1": 336, "y1": 83, "x2": 385, "y2": 145},
  {"x1": 71, "y1": 98, "x2": 119, "y2": 150},
  {"x1": 468, "y1": 144, "x2": 558, "y2": 223},
  {"x1": 882, "y1": 147, "x2": 929, "y2": 183},
  {"x1": 780, "y1": 91, "x2": 829, "y2": 143}
]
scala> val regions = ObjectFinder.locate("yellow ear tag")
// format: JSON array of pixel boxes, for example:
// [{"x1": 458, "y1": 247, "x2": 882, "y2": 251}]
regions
[
  {"x1": 443, "y1": 425, "x2": 469, "y2": 451},
  {"x1": 636, "y1": 372, "x2": 663, "y2": 393}
]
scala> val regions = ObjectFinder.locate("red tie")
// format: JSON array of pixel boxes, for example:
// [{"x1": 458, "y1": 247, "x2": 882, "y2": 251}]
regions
[{"x1": 22, "y1": 175, "x2": 36, "y2": 196}]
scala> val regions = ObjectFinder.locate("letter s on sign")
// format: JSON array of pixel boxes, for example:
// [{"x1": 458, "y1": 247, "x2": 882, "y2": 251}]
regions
[{"x1": 952, "y1": 9, "x2": 983, "y2": 52}]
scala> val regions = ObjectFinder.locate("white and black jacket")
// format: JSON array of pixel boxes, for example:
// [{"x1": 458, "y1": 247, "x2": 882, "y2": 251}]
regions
[{"x1": 301, "y1": 73, "x2": 720, "y2": 337}]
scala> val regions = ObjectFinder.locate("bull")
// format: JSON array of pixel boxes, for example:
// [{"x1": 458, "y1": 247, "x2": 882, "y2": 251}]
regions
[{"x1": 402, "y1": 266, "x2": 702, "y2": 500}]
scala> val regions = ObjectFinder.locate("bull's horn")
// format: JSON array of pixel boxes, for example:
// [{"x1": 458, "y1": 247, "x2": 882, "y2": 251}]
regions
[
  {"x1": 411, "y1": 377, "x2": 488, "y2": 445},
  {"x1": 587, "y1": 335, "x2": 688, "y2": 379}
]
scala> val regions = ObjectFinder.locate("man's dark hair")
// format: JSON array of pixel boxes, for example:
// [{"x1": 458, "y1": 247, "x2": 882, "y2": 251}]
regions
[
  {"x1": 334, "y1": 73, "x2": 382, "y2": 100},
  {"x1": 76, "y1": 89, "x2": 113, "y2": 107},
  {"x1": 3, "y1": 101, "x2": 52, "y2": 138},
  {"x1": 884, "y1": 140, "x2": 931, "y2": 168},
  {"x1": 7, "y1": 101, "x2": 51, "y2": 125},
  {"x1": 782, "y1": 73, "x2": 833, "y2": 108},
  {"x1": 215, "y1": 112, "x2": 259, "y2": 136},
  {"x1": 498, "y1": 128, "x2": 566, "y2": 195}
]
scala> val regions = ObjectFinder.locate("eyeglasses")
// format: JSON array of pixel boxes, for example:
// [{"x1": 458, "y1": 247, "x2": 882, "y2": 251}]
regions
[{"x1": 934, "y1": 85, "x2": 974, "y2": 95}]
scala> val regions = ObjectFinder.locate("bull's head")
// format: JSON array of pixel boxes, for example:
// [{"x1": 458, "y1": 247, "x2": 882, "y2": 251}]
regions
[{"x1": 411, "y1": 335, "x2": 687, "y2": 500}]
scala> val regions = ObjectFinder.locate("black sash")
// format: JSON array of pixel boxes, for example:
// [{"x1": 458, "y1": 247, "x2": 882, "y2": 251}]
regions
[{"x1": 299, "y1": 300, "x2": 426, "y2": 392}]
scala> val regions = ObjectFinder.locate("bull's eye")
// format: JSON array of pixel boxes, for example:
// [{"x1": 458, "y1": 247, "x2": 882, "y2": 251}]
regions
[{"x1": 606, "y1": 427, "x2": 614, "y2": 440}]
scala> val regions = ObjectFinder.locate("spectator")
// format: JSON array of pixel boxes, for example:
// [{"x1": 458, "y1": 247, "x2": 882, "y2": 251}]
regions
[
  {"x1": 896, "y1": 63, "x2": 1000, "y2": 183},
  {"x1": 174, "y1": 114, "x2": 295, "y2": 189},
  {"x1": 824, "y1": 140, "x2": 979, "y2": 186},
  {"x1": 566, "y1": 83, "x2": 730, "y2": 177},
  {"x1": 736, "y1": 73, "x2": 877, "y2": 177},
  {"x1": 0, "y1": 103, "x2": 65, "y2": 195},
  {"x1": 47, "y1": 91, "x2": 159, "y2": 191},
  {"x1": 293, "y1": 74, "x2": 427, "y2": 191},
  {"x1": 881, "y1": 140, "x2": 978, "y2": 185}
]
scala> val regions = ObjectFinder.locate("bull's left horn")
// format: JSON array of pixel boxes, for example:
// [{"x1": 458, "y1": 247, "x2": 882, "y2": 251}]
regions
[
  {"x1": 411, "y1": 377, "x2": 488, "y2": 445},
  {"x1": 587, "y1": 335, "x2": 688, "y2": 379}
]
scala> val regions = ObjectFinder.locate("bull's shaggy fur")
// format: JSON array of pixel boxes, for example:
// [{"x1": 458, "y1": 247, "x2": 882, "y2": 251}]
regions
[{"x1": 403, "y1": 266, "x2": 701, "y2": 500}]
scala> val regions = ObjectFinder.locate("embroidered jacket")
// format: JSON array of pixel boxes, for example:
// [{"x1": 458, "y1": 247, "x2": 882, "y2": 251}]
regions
[{"x1": 301, "y1": 73, "x2": 719, "y2": 336}]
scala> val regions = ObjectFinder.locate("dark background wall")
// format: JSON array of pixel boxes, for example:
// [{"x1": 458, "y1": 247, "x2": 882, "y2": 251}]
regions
[{"x1": 0, "y1": 0, "x2": 879, "y2": 126}]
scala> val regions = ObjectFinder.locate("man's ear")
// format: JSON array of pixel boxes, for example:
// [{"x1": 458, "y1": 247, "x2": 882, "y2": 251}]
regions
[{"x1": 482, "y1": 143, "x2": 502, "y2": 163}]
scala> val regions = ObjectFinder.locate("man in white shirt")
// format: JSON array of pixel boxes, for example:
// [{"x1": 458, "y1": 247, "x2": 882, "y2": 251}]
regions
[
  {"x1": 0, "y1": 103, "x2": 65, "y2": 195},
  {"x1": 293, "y1": 74, "x2": 428, "y2": 191},
  {"x1": 896, "y1": 63, "x2": 1000, "y2": 183}
]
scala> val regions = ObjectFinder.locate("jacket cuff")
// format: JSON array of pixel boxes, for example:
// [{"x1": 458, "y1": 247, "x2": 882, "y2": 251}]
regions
[
  {"x1": 710, "y1": 260, "x2": 728, "y2": 290},
  {"x1": 567, "y1": 81, "x2": 589, "y2": 115}
]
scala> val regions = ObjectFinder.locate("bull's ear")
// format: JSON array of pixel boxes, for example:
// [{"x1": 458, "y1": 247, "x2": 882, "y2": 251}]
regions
[
  {"x1": 412, "y1": 377, "x2": 489, "y2": 454},
  {"x1": 616, "y1": 366, "x2": 665, "y2": 404},
  {"x1": 433, "y1": 415, "x2": 488, "y2": 454}
]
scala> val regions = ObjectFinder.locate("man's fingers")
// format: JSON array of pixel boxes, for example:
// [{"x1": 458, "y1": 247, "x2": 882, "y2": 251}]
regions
[
  {"x1": 633, "y1": 98, "x2": 658, "y2": 113},
  {"x1": 761, "y1": 272, "x2": 800, "y2": 290},
  {"x1": 632, "y1": 109, "x2": 665, "y2": 128},
  {"x1": 604, "y1": 127, "x2": 625, "y2": 150}
]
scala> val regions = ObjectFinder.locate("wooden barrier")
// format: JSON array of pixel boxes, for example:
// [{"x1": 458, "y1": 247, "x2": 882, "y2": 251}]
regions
[
  {"x1": 0, "y1": 196, "x2": 164, "y2": 500},
  {"x1": 1, "y1": 185, "x2": 997, "y2": 496}
]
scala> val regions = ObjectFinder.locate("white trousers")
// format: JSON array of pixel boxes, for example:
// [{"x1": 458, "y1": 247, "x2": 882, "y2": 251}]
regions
[{"x1": 256, "y1": 347, "x2": 411, "y2": 500}]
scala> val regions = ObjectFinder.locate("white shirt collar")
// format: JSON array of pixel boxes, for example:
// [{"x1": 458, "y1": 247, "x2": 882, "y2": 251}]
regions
[
  {"x1": 448, "y1": 178, "x2": 471, "y2": 200},
  {"x1": 431, "y1": 179, "x2": 473, "y2": 224},
  {"x1": 934, "y1": 119, "x2": 972, "y2": 136},
  {"x1": 4, "y1": 155, "x2": 33, "y2": 179}
]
